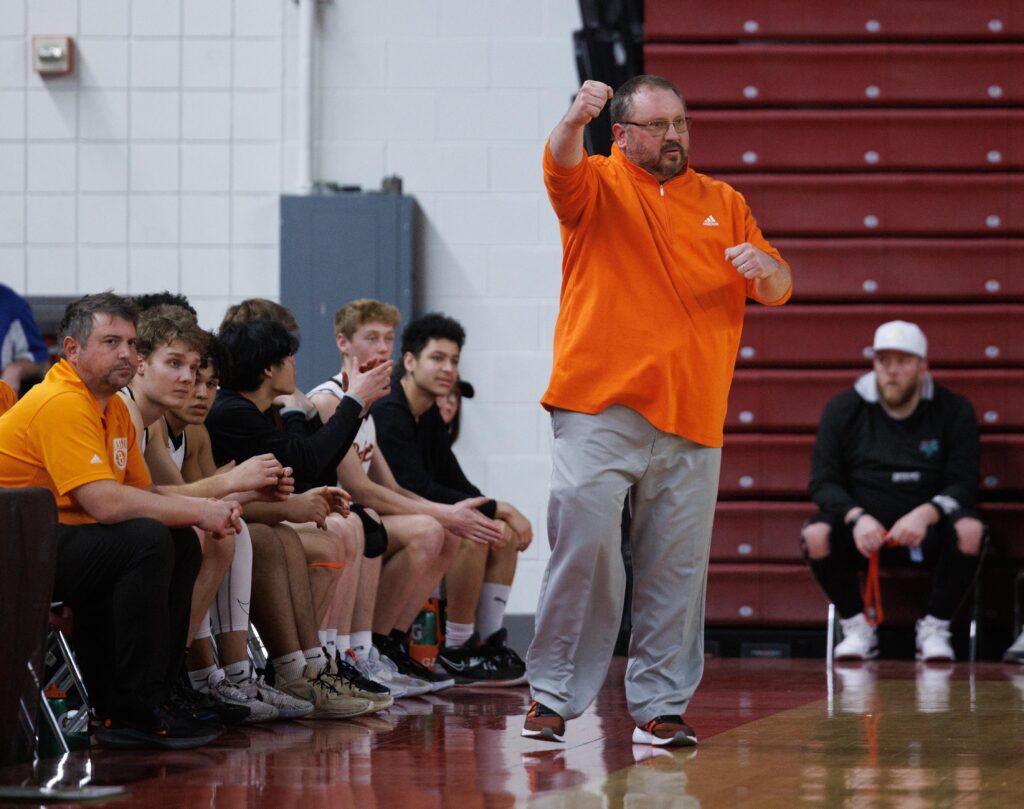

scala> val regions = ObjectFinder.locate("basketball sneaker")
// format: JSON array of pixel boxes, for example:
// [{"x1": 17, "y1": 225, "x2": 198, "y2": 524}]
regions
[
  {"x1": 520, "y1": 700, "x2": 565, "y2": 742},
  {"x1": 916, "y1": 615, "x2": 955, "y2": 662},
  {"x1": 481, "y1": 628, "x2": 528, "y2": 686},
  {"x1": 239, "y1": 675, "x2": 314, "y2": 720},
  {"x1": 631, "y1": 715, "x2": 698, "y2": 747},
  {"x1": 278, "y1": 661, "x2": 373, "y2": 719},
  {"x1": 202, "y1": 668, "x2": 279, "y2": 724},
  {"x1": 834, "y1": 613, "x2": 879, "y2": 660}
]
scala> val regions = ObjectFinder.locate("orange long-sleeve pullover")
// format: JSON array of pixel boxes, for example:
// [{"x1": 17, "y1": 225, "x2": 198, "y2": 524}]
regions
[{"x1": 541, "y1": 142, "x2": 791, "y2": 448}]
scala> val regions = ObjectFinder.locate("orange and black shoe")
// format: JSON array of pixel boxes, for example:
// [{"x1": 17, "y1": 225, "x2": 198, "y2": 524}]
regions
[
  {"x1": 96, "y1": 704, "x2": 223, "y2": 750},
  {"x1": 631, "y1": 714, "x2": 698, "y2": 747},
  {"x1": 521, "y1": 700, "x2": 565, "y2": 742}
]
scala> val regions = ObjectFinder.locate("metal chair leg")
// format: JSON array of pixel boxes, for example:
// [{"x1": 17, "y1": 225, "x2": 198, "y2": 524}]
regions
[
  {"x1": 969, "y1": 571, "x2": 983, "y2": 663},
  {"x1": 54, "y1": 631, "x2": 89, "y2": 708},
  {"x1": 40, "y1": 610, "x2": 91, "y2": 750},
  {"x1": 826, "y1": 602, "x2": 837, "y2": 667}
]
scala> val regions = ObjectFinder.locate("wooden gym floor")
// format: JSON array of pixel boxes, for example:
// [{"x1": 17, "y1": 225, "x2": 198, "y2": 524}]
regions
[{"x1": 2, "y1": 657, "x2": 1022, "y2": 807}]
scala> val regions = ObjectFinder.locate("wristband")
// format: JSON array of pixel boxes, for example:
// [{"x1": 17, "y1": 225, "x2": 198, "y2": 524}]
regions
[{"x1": 845, "y1": 510, "x2": 866, "y2": 529}]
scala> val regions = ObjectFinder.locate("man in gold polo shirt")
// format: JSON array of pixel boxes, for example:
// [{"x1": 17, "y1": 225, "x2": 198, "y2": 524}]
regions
[{"x1": 0, "y1": 293, "x2": 240, "y2": 749}]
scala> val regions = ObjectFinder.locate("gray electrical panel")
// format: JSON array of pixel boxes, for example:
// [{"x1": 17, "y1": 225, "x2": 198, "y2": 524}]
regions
[{"x1": 280, "y1": 192, "x2": 417, "y2": 392}]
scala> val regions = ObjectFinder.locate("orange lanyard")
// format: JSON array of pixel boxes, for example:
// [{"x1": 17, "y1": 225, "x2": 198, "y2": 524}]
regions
[
  {"x1": 864, "y1": 550, "x2": 884, "y2": 627},
  {"x1": 863, "y1": 534, "x2": 897, "y2": 627}
]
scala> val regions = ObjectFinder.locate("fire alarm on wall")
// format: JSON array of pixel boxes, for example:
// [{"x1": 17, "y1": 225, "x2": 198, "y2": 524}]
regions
[{"x1": 32, "y1": 36, "x2": 75, "y2": 77}]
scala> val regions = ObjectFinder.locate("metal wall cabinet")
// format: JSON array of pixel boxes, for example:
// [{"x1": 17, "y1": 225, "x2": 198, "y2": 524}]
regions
[{"x1": 280, "y1": 192, "x2": 416, "y2": 393}]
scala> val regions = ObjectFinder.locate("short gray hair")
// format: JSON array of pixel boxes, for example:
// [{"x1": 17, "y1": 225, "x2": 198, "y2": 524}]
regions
[
  {"x1": 609, "y1": 75, "x2": 686, "y2": 124},
  {"x1": 59, "y1": 292, "x2": 138, "y2": 352}
]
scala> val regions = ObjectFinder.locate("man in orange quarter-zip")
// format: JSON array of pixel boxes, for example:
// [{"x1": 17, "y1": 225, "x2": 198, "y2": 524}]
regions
[{"x1": 523, "y1": 75, "x2": 792, "y2": 748}]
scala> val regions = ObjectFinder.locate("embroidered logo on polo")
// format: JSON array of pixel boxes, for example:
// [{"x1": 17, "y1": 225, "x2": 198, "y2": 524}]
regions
[
  {"x1": 919, "y1": 439, "x2": 940, "y2": 459},
  {"x1": 702, "y1": 215, "x2": 719, "y2": 227},
  {"x1": 113, "y1": 438, "x2": 128, "y2": 470}
]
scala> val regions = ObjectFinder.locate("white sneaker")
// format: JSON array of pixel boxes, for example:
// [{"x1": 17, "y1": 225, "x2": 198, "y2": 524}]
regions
[
  {"x1": 916, "y1": 615, "x2": 954, "y2": 661},
  {"x1": 345, "y1": 648, "x2": 406, "y2": 699},
  {"x1": 834, "y1": 613, "x2": 878, "y2": 660},
  {"x1": 204, "y1": 668, "x2": 279, "y2": 724},
  {"x1": 1003, "y1": 628, "x2": 1024, "y2": 664},
  {"x1": 370, "y1": 648, "x2": 433, "y2": 698},
  {"x1": 239, "y1": 676, "x2": 314, "y2": 719}
]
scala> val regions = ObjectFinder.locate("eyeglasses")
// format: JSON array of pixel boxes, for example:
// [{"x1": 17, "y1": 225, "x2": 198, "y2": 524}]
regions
[{"x1": 619, "y1": 116, "x2": 692, "y2": 136}]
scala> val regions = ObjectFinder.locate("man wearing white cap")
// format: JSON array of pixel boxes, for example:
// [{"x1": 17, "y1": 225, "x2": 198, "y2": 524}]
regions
[{"x1": 803, "y1": 320, "x2": 985, "y2": 661}]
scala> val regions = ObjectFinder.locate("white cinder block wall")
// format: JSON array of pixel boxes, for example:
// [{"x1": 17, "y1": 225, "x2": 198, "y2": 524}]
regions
[{"x1": 1, "y1": 0, "x2": 583, "y2": 615}]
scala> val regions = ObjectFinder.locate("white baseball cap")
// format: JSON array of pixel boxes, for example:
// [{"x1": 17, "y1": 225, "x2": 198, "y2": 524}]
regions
[{"x1": 873, "y1": 320, "x2": 927, "y2": 358}]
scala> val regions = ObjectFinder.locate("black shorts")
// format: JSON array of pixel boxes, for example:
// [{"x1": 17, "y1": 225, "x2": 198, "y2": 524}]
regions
[{"x1": 350, "y1": 502, "x2": 389, "y2": 559}]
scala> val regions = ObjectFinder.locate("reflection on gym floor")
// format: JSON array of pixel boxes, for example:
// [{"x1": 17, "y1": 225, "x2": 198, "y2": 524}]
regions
[{"x1": 3, "y1": 658, "x2": 1022, "y2": 808}]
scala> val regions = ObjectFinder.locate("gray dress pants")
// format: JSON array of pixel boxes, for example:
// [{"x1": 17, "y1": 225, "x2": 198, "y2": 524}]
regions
[{"x1": 526, "y1": 406, "x2": 721, "y2": 725}]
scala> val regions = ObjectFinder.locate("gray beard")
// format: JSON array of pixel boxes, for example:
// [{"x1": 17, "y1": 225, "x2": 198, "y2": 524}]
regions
[{"x1": 643, "y1": 155, "x2": 688, "y2": 183}]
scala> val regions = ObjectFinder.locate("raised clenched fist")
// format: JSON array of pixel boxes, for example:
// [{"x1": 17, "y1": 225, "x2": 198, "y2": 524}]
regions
[{"x1": 565, "y1": 80, "x2": 614, "y2": 129}]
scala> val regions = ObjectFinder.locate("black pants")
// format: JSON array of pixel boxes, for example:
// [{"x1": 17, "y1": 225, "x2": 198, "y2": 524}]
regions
[
  {"x1": 54, "y1": 519, "x2": 201, "y2": 721},
  {"x1": 804, "y1": 510, "x2": 981, "y2": 621}
]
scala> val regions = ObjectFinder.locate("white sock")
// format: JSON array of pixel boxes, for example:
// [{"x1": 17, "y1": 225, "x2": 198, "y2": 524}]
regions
[
  {"x1": 304, "y1": 645, "x2": 328, "y2": 669},
  {"x1": 446, "y1": 621, "x2": 474, "y2": 648},
  {"x1": 187, "y1": 664, "x2": 218, "y2": 691},
  {"x1": 336, "y1": 633, "x2": 351, "y2": 654},
  {"x1": 224, "y1": 660, "x2": 251, "y2": 684},
  {"x1": 319, "y1": 628, "x2": 337, "y2": 660},
  {"x1": 476, "y1": 583, "x2": 511, "y2": 640},
  {"x1": 274, "y1": 652, "x2": 307, "y2": 684},
  {"x1": 351, "y1": 631, "x2": 373, "y2": 660}
]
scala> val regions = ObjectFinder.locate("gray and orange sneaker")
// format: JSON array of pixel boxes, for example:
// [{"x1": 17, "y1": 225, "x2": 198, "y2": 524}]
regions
[
  {"x1": 521, "y1": 700, "x2": 565, "y2": 742},
  {"x1": 631, "y1": 715, "x2": 698, "y2": 747}
]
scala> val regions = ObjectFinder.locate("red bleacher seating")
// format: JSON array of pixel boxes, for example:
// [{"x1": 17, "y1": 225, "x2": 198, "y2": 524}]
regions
[
  {"x1": 707, "y1": 564, "x2": 828, "y2": 625},
  {"x1": 646, "y1": 45, "x2": 1024, "y2": 107},
  {"x1": 739, "y1": 305, "x2": 1024, "y2": 367},
  {"x1": 711, "y1": 502, "x2": 806, "y2": 563},
  {"x1": 646, "y1": 0, "x2": 1024, "y2": 644},
  {"x1": 719, "y1": 174, "x2": 1024, "y2": 236},
  {"x1": 727, "y1": 370, "x2": 1024, "y2": 432},
  {"x1": 694, "y1": 110, "x2": 1024, "y2": 172},
  {"x1": 647, "y1": 2, "x2": 1024, "y2": 42},
  {"x1": 769, "y1": 240, "x2": 1024, "y2": 302}
]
